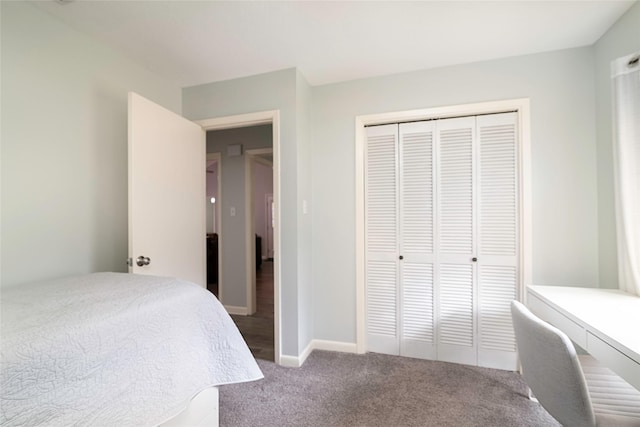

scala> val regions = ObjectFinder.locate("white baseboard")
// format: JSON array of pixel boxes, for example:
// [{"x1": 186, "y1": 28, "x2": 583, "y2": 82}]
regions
[
  {"x1": 312, "y1": 339, "x2": 358, "y2": 354},
  {"x1": 224, "y1": 305, "x2": 248, "y2": 316},
  {"x1": 279, "y1": 339, "x2": 358, "y2": 368},
  {"x1": 298, "y1": 340, "x2": 314, "y2": 365},
  {"x1": 279, "y1": 354, "x2": 301, "y2": 368}
]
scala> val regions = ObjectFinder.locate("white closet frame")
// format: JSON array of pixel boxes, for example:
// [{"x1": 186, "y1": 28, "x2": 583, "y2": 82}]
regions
[{"x1": 355, "y1": 98, "x2": 532, "y2": 356}]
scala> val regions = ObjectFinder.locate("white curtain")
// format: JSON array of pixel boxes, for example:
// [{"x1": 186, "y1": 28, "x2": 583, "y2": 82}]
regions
[{"x1": 612, "y1": 51, "x2": 640, "y2": 296}]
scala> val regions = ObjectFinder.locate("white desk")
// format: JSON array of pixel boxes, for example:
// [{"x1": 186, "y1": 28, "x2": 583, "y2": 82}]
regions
[{"x1": 527, "y1": 285, "x2": 640, "y2": 391}]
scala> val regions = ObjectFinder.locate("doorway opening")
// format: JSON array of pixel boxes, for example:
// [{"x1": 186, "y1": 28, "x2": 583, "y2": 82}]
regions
[
  {"x1": 198, "y1": 111, "x2": 280, "y2": 364},
  {"x1": 236, "y1": 148, "x2": 274, "y2": 361},
  {"x1": 244, "y1": 148, "x2": 274, "y2": 315},
  {"x1": 205, "y1": 153, "x2": 221, "y2": 297}
]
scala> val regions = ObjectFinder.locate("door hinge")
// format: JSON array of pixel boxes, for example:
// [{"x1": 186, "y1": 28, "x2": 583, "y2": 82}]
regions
[{"x1": 126, "y1": 258, "x2": 133, "y2": 267}]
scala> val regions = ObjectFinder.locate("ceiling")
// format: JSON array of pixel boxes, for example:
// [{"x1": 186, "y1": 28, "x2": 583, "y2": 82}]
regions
[{"x1": 33, "y1": 0, "x2": 635, "y2": 88}]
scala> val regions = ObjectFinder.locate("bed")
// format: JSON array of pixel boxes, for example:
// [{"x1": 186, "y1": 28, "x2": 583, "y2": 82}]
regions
[{"x1": 0, "y1": 272, "x2": 263, "y2": 426}]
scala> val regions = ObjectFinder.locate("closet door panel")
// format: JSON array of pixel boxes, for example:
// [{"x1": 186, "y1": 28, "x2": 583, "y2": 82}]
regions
[
  {"x1": 365, "y1": 125, "x2": 399, "y2": 354},
  {"x1": 477, "y1": 112, "x2": 519, "y2": 370},
  {"x1": 399, "y1": 122, "x2": 435, "y2": 257},
  {"x1": 438, "y1": 117, "x2": 475, "y2": 256},
  {"x1": 367, "y1": 260, "x2": 399, "y2": 354},
  {"x1": 366, "y1": 125, "x2": 399, "y2": 258},
  {"x1": 436, "y1": 117, "x2": 478, "y2": 366},
  {"x1": 478, "y1": 265, "x2": 517, "y2": 369},
  {"x1": 401, "y1": 262, "x2": 435, "y2": 358},
  {"x1": 477, "y1": 112, "x2": 518, "y2": 262},
  {"x1": 437, "y1": 263, "x2": 476, "y2": 364},
  {"x1": 399, "y1": 122, "x2": 436, "y2": 359}
]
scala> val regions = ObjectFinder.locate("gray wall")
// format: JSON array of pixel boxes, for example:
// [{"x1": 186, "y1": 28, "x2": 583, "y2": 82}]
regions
[
  {"x1": 206, "y1": 125, "x2": 272, "y2": 308},
  {"x1": 1, "y1": 2, "x2": 182, "y2": 287},
  {"x1": 593, "y1": 2, "x2": 640, "y2": 289},
  {"x1": 183, "y1": 69, "x2": 313, "y2": 358},
  {"x1": 311, "y1": 47, "x2": 600, "y2": 343},
  {"x1": 295, "y1": 70, "x2": 314, "y2": 354}
]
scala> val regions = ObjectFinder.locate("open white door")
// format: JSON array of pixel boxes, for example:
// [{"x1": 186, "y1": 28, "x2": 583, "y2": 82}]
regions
[{"x1": 128, "y1": 92, "x2": 206, "y2": 287}]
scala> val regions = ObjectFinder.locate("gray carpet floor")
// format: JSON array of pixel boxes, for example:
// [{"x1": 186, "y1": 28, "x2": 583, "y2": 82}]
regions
[{"x1": 219, "y1": 350, "x2": 560, "y2": 427}]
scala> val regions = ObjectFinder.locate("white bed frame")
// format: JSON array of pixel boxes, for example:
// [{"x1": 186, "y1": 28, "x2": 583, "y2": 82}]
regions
[{"x1": 159, "y1": 387, "x2": 219, "y2": 427}]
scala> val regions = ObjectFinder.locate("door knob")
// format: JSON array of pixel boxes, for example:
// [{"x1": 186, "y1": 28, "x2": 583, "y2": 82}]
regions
[
  {"x1": 472, "y1": 257, "x2": 478, "y2": 262},
  {"x1": 136, "y1": 256, "x2": 151, "y2": 267}
]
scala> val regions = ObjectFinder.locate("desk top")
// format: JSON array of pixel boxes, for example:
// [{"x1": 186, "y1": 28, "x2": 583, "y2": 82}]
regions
[{"x1": 528, "y1": 286, "x2": 640, "y2": 365}]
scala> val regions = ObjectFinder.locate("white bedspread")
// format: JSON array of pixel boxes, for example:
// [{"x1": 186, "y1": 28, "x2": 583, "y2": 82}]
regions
[{"x1": 0, "y1": 272, "x2": 263, "y2": 426}]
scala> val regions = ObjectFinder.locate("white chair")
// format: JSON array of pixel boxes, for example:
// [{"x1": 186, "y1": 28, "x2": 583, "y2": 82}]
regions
[{"x1": 511, "y1": 300, "x2": 640, "y2": 427}]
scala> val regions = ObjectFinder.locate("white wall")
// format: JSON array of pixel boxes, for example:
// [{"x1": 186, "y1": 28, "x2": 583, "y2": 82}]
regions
[
  {"x1": 311, "y1": 47, "x2": 599, "y2": 344},
  {"x1": 594, "y1": 2, "x2": 640, "y2": 289},
  {"x1": 0, "y1": 2, "x2": 182, "y2": 287},
  {"x1": 205, "y1": 125, "x2": 272, "y2": 308}
]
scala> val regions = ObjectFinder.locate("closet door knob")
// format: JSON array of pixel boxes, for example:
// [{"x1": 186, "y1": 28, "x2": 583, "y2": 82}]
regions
[
  {"x1": 472, "y1": 257, "x2": 478, "y2": 262},
  {"x1": 399, "y1": 255, "x2": 404, "y2": 260}
]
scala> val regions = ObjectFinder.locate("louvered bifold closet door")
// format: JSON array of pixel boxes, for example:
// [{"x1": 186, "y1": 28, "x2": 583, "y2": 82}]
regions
[
  {"x1": 398, "y1": 122, "x2": 436, "y2": 360},
  {"x1": 476, "y1": 112, "x2": 519, "y2": 370},
  {"x1": 436, "y1": 116, "x2": 478, "y2": 366},
  {"x1": 365, "y1": 124, "x2": 400, "y2": 355}
]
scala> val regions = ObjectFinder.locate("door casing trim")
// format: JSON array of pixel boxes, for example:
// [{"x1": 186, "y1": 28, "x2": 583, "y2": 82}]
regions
[{"x1": 197, "y1": 111, "x2": 282, "y2": 365}]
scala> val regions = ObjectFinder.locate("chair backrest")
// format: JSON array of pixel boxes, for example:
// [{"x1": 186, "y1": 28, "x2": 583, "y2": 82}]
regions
[{"x1": 511, "y1": 300, "x2": 596, "y2": 427}]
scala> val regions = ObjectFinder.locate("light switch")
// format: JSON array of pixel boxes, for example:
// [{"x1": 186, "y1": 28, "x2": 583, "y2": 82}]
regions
[{"x1": 230, "y1": 207, "x2": 236, "y2": 217}]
